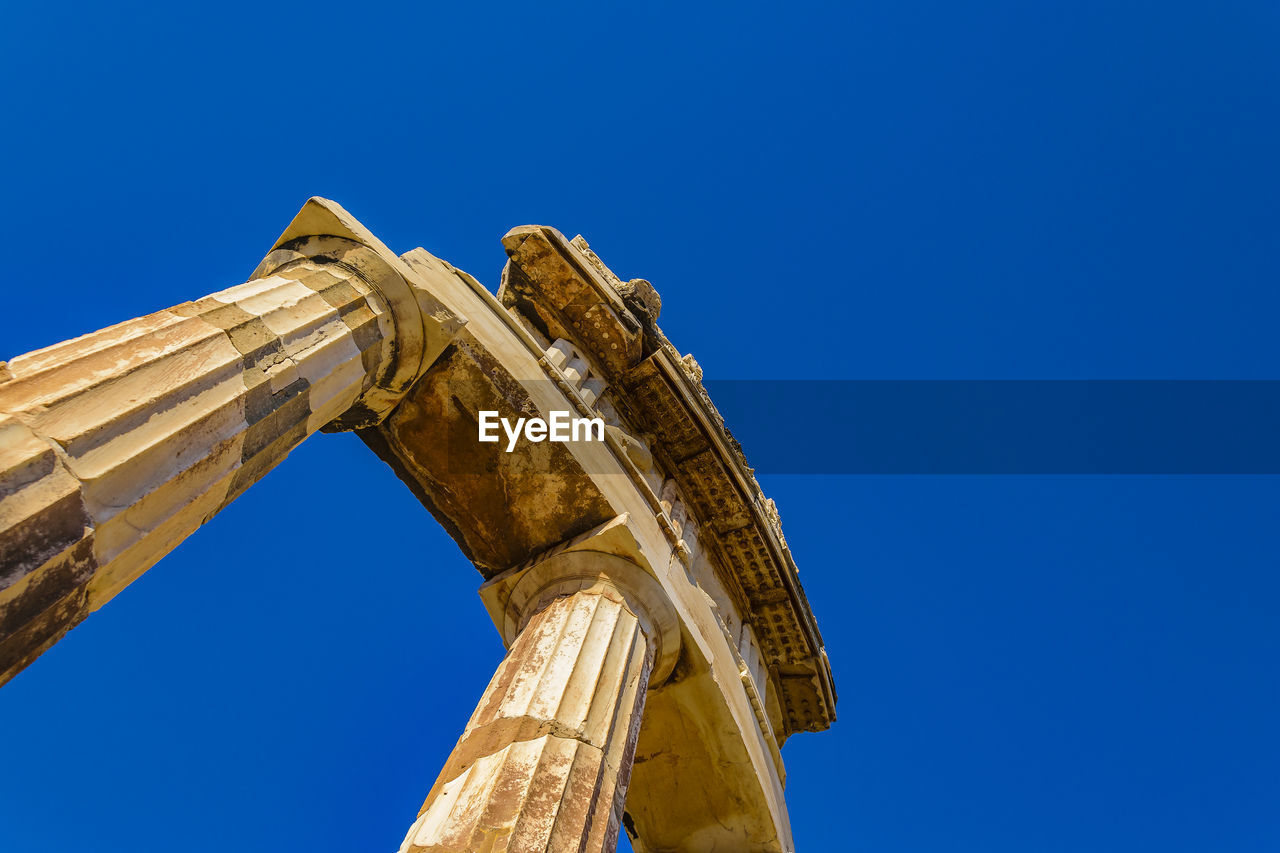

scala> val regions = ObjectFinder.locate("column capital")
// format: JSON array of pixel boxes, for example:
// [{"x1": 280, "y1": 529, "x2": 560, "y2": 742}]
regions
[
  {"x1": 480, "y1": 515, "x2": 681, "y2": 686},
  {"x1": 252, "y1": 197, "x2": 467, "y2": 430}
]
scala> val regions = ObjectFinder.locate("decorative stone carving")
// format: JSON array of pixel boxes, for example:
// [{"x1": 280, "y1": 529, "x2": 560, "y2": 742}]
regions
[
  {"x1": 511, "y1": 229, "x2": 837, "y2": 737},
  {"x1": 659, "y1": 478, "x2": 700, "y2": 563},
  {"x1": 546, "y1": 337, "x2": 607, "y2": 406}
]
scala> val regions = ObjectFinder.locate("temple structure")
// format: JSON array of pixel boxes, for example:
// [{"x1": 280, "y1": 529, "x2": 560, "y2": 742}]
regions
[{"x1": 0, "y1": 199, "x2": 836, "y2": 852}]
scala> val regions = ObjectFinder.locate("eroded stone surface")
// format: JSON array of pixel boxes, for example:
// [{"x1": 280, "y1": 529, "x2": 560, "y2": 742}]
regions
[
  {"x1": 0, "y1": 198, "x2": 464, "y2": 686},
  {"x1": 401, "y1": 586, "x2": 652, "y2": 853},
  {"x1": 497, "y1": 226, "x2": 835, "y2": 740},
  {"x1": 360, "y1": 229, "x2": 833, "y2": 850}
]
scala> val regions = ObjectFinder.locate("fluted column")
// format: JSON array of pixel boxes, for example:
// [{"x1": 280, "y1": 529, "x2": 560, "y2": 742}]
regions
[
  {"x1": 0, "y1": 198, "x2": 463, "y2": 686},
  {"x1": 400, "y1": 549, "x2": 678, "y2": 853}
]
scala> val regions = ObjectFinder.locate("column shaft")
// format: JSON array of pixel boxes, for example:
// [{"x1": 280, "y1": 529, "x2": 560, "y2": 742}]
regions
[
  {"x1": 0, "y1": 260, "x2": 390, "y2": 684},
  {"x1": 400, "y1": 589, "x2": 652, "y2": 853}
]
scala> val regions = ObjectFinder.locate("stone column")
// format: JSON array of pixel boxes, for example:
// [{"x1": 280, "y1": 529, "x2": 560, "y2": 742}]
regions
[
  {"x1": 0, "y1": 198, "x2": 463, "y2": 686},
  {"x1": 399, "y1": 550, "x2": 678, "y2": 853}
]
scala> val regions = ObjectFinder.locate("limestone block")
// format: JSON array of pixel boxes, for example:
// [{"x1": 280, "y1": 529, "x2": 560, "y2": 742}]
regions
[
  {"x1": 546, "y1": 339, "x2": 573, "y2": 371},
  {"x1": 404, "y1": 735, "x2": 604, "y2": 853},
  {"x1": 0, "y1": 415, "x2": 94, "y2": 682}
]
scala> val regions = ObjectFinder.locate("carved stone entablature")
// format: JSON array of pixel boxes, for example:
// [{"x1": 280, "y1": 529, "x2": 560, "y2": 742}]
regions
[
  {"x1": 496, "y1": 225, "x2": 836, "y2": 739},
  {"x1": 499, "y1": 226, "x2": 644, "y2": 377}
]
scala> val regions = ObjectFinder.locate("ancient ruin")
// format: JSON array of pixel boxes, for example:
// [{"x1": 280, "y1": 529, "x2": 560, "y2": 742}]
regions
[{"x1": 0, "y1": 199, "x2": 836, "y2": 851}]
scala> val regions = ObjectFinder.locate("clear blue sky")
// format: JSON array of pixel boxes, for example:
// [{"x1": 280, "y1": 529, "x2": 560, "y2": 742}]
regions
[{"x1": 2, "y1": 3, "x2": 1279, "y2": 851}]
